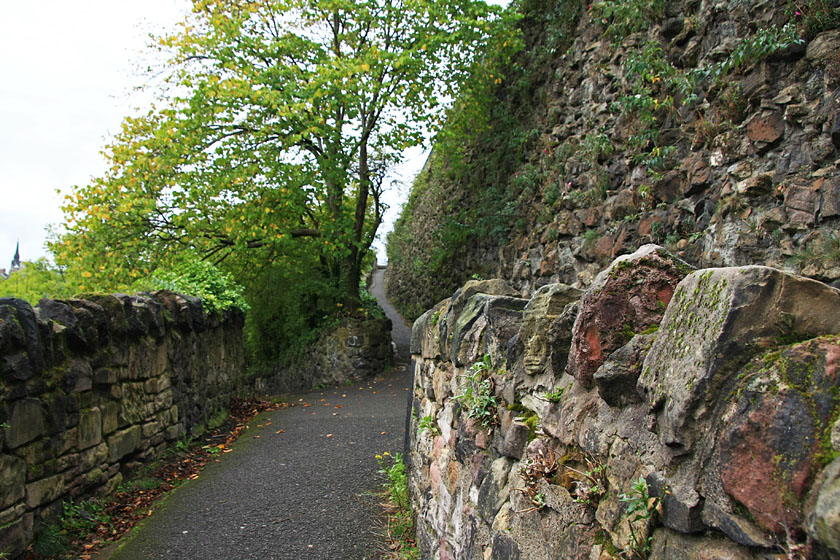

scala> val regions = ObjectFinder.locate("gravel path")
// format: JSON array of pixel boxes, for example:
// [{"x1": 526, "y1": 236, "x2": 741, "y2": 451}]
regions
[{"x1": 106, "y1": 268, "x2": 413, "y2": 560}]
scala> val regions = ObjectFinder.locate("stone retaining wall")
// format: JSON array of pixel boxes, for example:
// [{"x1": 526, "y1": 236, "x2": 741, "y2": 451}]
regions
[
  {"x1": 408, "y1": 245, "x2": 840, "y2": 559},
  {"x1": 385, "y1": 0, "x2": 840, "y2": 323},
  {"x1": 0, "y1": 291, "x2": 246, "y2": 557},
  {"x1": 264, "y1": 315, "x2": 394, "y2": 394}
]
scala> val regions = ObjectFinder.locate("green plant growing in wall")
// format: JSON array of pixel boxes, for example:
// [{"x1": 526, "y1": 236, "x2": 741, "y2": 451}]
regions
[
  {"x1": 612, "y1": 22, "x2": 802, "y2": 176},
  {"x1": 788, "y1": 0, "x2": 840, "y2": 38},
  {"x1": 556, "y1": 454, "x2": 608, "y2": 506},
  {"x1": 376, "y1": 452, "x2": 418, "y2": 558},
  {"x1": 516, "y1": 446, "x2": 559, "y2": 512},
  {"x1": 569, "y1": 463, "x2": 607, "y2": 506},
  {"x1": 453, "y1": 354, "x2": 498, "y2": 428},
  {"x1": 582, "y1": 130, "x2": 615, "y2": 163},
  {"x1": 592, "y1": 0, "x2": 666, "y2": 42},
  {"x1": 540, "y1": 387, "x2": 565, "y2": 403},
  {"x1": 615, "y1": 41, "x2": 686, "y2": 167},
  {"x1": 619, "y1": 477, "x2": 660, "y2": 559},
  {"x1": 789, "y1": 232, "x2": 840, "y2": 270},
  {"x1": 418, "y1": 415, "x2": 441, "y2": 436},
  {"x1": 543, "y1": 182, "x2": 561, "y2": 206},
  {"x1": 706, "y1": 23, "x2": 802, "y2": 83},
  {"x1": 33, "y1": 498, "x2": 115, "y2": 557},
  {"x1": 582, "y1": 229, "x2": 601, "y2": 250}
]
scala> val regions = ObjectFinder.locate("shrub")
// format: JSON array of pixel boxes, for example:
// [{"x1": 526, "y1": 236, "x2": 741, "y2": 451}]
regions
[
  {"x1": 453, "y1": 355, "x2": 499, "y2": 428},
  {"x1": 141, "y1": 256, "x2": 248, "y2": 314},
  {"x1": 0, "y1": 258, "x2": 74, "y2": 303}
]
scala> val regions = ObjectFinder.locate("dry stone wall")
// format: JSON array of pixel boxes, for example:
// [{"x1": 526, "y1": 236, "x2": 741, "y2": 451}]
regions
[
  {"x1": 266, "y1": 315, "x2": 394, "y2": 394},
  {"x1": 408, "y1": 245, "x2": 840, "y2": 559},
  {"x1": 0, "y1": 291, "x2": 246, "y2": 557},
  {"x1": 386, "y1": 0, "x2": 840, "y2": 320}
]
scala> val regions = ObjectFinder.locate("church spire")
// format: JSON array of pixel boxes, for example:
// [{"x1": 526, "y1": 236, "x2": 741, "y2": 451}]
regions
[{"x1": 11, "y1": 242, "x2": 20, "y2": 271}]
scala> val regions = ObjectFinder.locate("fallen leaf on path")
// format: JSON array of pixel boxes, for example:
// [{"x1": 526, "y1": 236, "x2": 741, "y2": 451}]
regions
[
  {"x1": 253, "y1": 435, "x2": 260, "y2": 439},
  {"x1": 334, "y1": 405, "x2": 342, "y2": 409},
  {"x1": 303, "y1": 403, "x2": 311, "y2": 407},
  {"x1": 276, "y1": 430, "x2": 285, "y2": 434},
  {"x1": 381, "y1": 432, "x2": 387, "y2": 435},
  {"x1": 58, "y1": 396, "x2": 283, "y2": 560},
  {"x1": 326, "y1": 434, "x2": 333, "y2": 438}
]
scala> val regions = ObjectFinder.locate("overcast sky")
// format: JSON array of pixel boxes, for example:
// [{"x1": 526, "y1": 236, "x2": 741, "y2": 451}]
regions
[
  {"x1": 0, "y1": 0, "x2": 191, "y2": 269},
  {"x1": 0, "y1": 0, "x2": 506, "y2": 271}
]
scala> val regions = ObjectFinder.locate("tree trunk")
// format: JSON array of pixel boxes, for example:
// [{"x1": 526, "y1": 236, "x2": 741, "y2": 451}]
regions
[{"x1": 343, "y1": 137, "x2": 370, "y2": 305}]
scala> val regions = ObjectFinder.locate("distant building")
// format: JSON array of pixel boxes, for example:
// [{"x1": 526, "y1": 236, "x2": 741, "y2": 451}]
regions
[
  {"x1": 2, "y1": 243, "x2": 22, "y2": 279},
  {"x1": 10, "y1": 242, "x2": 21, "y2": 272}
]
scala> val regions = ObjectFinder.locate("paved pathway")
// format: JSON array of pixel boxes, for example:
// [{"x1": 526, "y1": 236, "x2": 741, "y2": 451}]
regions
[
  {"x1": 370, "y1": 267, "x2": 412, "y2": 361},
  {"x1": 106, "y1": 268, "x2": 413, "y2": 559}
]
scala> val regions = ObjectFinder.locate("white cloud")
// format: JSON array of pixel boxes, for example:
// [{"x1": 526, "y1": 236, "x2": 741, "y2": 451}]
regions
[{"x1": 0, "y1": 0, "x2": 189, "y2": 265}]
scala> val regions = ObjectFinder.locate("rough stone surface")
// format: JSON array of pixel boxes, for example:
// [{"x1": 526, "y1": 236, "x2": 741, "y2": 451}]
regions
[
  {"x1": 386, "y1": 0, "x2": 840, "y2": 334},
  {"x1": 78, "y1": 407, "x2": 102, "y2": 450},
  {"x1": 516, "y1": 283, "x2": 582, "y2": 378},
  {"x1": 25, "y1": 474, "x2": 64, "y2": 509},
  {"x1": 638, "y1": 266, "x2": 840, "y2": 451},
  {"x1": 593, "y1": 334, "x2": 653, "y2": 408},
  {"x1": 408, "y1": 258, "x2": 840, "y2": 559},
  {"x1": 568, "y1": 245, "x2": 692, "y2": 387},
  {"x1": 107, "y1": 425, "x2": 142, "y2": 462},
  {"x1": 278, "y1": 316, "x2": 393, "y2": 393},
  {"x1": 746, "y1": 111, "x2": 785, "y2": 145},
  {"x1": 0, "y1": 455, "x2": 25, "y2": 509},
  {"x1": 5, "y1": 398, "x2": 46, "y2": 449},
  {"x1": 810, "y1": 456, "x2": 840, "y2": 555},
  {"x1": 649, "y1": 528, "x2": 760, "y2": 559},
  {"x1": 0, "y1": 291, "x2": 248, "y2": 558}
]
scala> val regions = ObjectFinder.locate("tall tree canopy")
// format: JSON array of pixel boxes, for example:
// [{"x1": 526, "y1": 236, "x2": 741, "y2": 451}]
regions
[{"x1": 51, "y1": 0, "x2": 515, "y2": 303}]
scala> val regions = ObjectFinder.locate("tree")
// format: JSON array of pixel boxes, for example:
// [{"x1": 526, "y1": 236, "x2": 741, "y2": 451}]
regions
[
  {"x1": 51, "y1": 0, "x2": 515, "y2": 304},
  {"x1": 0, "y1": 259, "x2": 74, "y2": 304}
]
